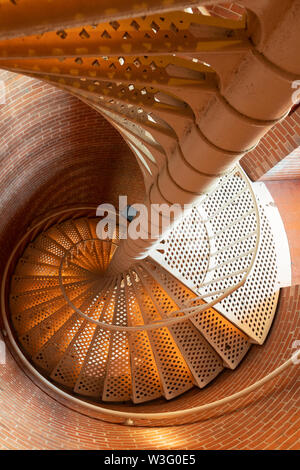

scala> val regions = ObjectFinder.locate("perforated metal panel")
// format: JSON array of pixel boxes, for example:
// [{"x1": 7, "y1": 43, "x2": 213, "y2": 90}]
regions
[
  {"x1": 102, "y1": 277, "x2": 132, "y2": 402},
  {"x1": 198, "y1": 173, "x2": 258, "y2": 301},
  {"x1": 50, "y1": 320, "x2": 97, "y2": 389},
  {"x1": 150, "y1": 168, "x2": 281, "y2": 345},
  {"x1": 213, "y1": 202, "x2": 279, "y2": 344},
  {"x1": 73, "y1": 279, "x2": 116, "y2": 396},
  {"x1": 130, "y1": 270, "x2": 194, "y2": 399},
  {"x1": 142, "y1": 259, "x2": 250, "y2": 369},
  {"x1": 140, "y1": 262, "x2": 224, "y2": 385},
  {"x1": 124, "y1": 273, "x2": 163, "y2": 403},
  {"x1": 198, "y1": 173, "x2": 279, "y2": 344},
  {"x1": 74, "y1": 326, "x2": 111, "y2": 397},
  {"x1": 151, "y1": 206, "x2": 210, "y2": 292}
]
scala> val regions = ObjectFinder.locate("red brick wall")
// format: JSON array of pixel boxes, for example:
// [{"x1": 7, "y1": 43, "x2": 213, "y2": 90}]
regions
[
  {"x1": 206, "y1": 2, "x2": 245, "y2": 19},
  {"x1": 0, "y1": 284, "x2": 299, "y2": 449},
  {"x1": 0, "y1": 70, "x2": 145, "y2": 281},
  {"x1": 241, "y1": 109, "x2": 300, "y2": 181}
]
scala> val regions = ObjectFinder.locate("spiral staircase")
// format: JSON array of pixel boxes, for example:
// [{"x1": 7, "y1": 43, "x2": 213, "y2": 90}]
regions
[
  {"x1": 0, "y1": 0, "x2": 298, "y2": 421},
  {"x1": 5, "y1": 166, "x2": 289, "y2": 405}
]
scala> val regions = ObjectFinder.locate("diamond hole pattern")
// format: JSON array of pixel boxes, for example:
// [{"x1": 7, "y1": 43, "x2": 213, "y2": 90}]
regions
[
  {"x1": 125, "y1": 276, "x2": 162, "y2": 403},
  {"x1": 132, "y1": 269, "x2": 194, "y2": 399},
  {"x1": 216, "y1": 208, "x2": 278, "y2": 343},
  {"x1": 151, "y1": 207, "x2": 210, "y2": 290},
  {"x1": 102, "y1": 278, "x2": 132, "y2": 401}
]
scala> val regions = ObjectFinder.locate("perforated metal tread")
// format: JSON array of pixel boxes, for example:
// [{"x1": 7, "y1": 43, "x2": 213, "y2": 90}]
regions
[
  {"x1": 150, "y1": 168, "x2": 282, "y2": 345},
  {"x1": 208, "y1": 181, "x2": 290, "y2": 344},
  {"x1": 8, "y1": 216, "x2": 230, "y2": 403},
  {"x1": 141, "y1": 259, "x2": 250, "y2": 369}
]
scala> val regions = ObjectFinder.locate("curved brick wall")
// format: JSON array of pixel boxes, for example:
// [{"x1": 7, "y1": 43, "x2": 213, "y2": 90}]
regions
[
  {"x1": 0, "y1": 3, "x2": 299, "y2": 449},
  {"x1": 0, "y1": 70, "x2": 145, "y2": 283},
  {"x1": 0, "y1": 285, "x2": 299, "y2": 449}
]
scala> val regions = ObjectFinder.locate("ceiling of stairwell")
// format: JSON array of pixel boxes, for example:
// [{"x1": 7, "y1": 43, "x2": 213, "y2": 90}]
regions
[{"x1": 0, "y1": 69, "x2": 145, "y2": 285}]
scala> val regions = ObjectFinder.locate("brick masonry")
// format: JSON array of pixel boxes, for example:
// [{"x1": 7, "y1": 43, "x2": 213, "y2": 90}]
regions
[
  {"x1": 241, "y1": 109, "x2": 300, "y2": 181},
  {"x1": 0, "y1": 285, "x2": 298, "y2": 449},
  {"x1": 206, "y1": 2, "x2": 245, "y2": 19},
  {"x1": 0, "y1": 70, "x2": 145, "y2": 283}
]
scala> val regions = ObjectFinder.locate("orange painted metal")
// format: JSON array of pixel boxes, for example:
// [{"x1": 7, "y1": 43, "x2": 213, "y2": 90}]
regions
[{"x1": 0, "y1": 0, "x2": 225, "y2": 40}]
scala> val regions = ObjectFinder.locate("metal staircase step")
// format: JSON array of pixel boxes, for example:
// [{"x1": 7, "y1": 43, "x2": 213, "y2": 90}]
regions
[
  {"x1": 210, "y1": 207, "x2": 281, "y2": 344},
  {"x1": 86, "y1": 218, "x2": 98, "y2": 239},
  {"x1": 50, "y1": 320, "x2": 97, "y2": 389},
  {"x1": 135, "y1": 265, "x2": 224, "y2": 385},
  {"x1": 19, "y1": 287, "x2": 98, "y2": 357},
  {"x1": 10, "y1": 279, "x2": 92, "y2": 311},
  {"x1": 34, "y1": 284, "x2": 101, "y2": 374},
  {"x1": 73, "y1": 326, "x2": 112, "y2": 397},
  {"x1": 15, "y1": 258, "x2": 60, "y2": 277},
  {"x1": 59, "y1": 219, "x2": 101, "y2": 271},
  {"x1": 130, "y1": 270, "x2": 194, "y2": 400},
  {"x1": 59, "y1": 220, "x2": 83, "y2": 245},
  {"x1": 12, "y1": 281, "x2": 97, "y2": 334},
  {"x1": 124, "y1": 274, "x2": 163, "y2": 403},
  {"x1": 23, "y1": 244, "x2": 61, "y2": 266},
  {"x1": 33, "y1": 232, "x2": 67, "y2": 257},
  {"x1": 10, "y1": 274, "x2": 83, "y2": 294},
  {"x1": 73, "y1": 279, "x2": 116, "y2": 397},
  {"x1": 47, "y1": 225, "x2": 75, "y2": 250},
  {"x1": 142, "y1": 259, "x2": 250, "y2": 369},
  {"x1": 73, "y1": 218, "x2": 93, "y2": 241},
  {"x1": 102, "y1": 276, "x2": 132, "y2": 402}
]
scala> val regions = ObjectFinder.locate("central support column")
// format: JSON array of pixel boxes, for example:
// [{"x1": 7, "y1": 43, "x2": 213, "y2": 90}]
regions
[{"x1": 107, "y1": 0, "x2": 300, "y2": 275}]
